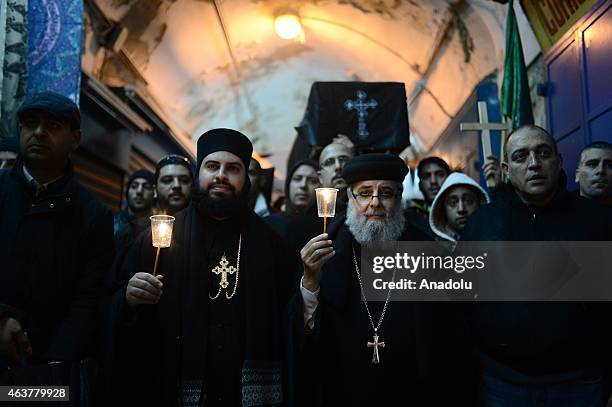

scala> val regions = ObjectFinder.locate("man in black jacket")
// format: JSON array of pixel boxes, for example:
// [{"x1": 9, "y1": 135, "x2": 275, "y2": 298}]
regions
[
  {"x1": 0, "y1": 92, "x2": 114, "y2": 398},
  {"x1": 461, "y1": 125, "x2": 612, "y2": 406}
]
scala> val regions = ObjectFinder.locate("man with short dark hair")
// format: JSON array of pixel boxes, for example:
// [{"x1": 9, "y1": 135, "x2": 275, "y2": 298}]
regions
[
  {"x1": 406, "y1": 156, "x2": 451, "y2": 239},
  {"x1": 154, "y1": 154, "x2": 193, "y2": 215},
  {"x1": 112, "y1": 128, "x2": 290, "y2": 406},
  {"x1": 461, "y1": 124, "x2": 612, "y2": 406},
  {"x1": 0, "y1": 92, "x2": 113, "y2": 393},
  {"x1": 575, "y1": 141, "x2": 612, "y2": 206},
  {"x1": 418, "y1": 156, "x2": 451, "y2": 205}
]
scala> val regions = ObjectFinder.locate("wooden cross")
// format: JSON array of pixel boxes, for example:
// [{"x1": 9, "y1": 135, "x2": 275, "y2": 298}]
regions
[
  {"x1": 212, "y1": 255, "x2": 236, "y2": 289},
  {"x1": 460, "y1": 101, "x2": 511, "y2": 187},
  {"x1": 344, "y1": 90, "x2": 378, "y2": 140},
  {"x1": 367, "y1": 334, "x2": 385, "y2": 365}
]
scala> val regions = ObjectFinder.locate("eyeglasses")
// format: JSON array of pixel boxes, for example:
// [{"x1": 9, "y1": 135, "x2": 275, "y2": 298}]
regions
[
  {"x1": 320, "y1": 155, "x2": 351, "y2": 169},
  {"x1": 350, "y1": 189, "x2": 398, "y2": 205}
]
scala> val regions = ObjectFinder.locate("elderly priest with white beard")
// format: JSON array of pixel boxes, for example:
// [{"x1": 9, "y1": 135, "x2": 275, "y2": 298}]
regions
[{"x1": 286, "y1": 153, "x2": 476, "y2": 406}]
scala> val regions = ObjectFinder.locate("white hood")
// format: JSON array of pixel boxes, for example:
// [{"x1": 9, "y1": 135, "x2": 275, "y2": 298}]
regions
[{"x1": 428, "y1": 172, "x2": 490, "y2": 242}]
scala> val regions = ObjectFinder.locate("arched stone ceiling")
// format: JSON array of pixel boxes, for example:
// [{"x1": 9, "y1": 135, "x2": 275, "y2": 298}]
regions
[{"x1": 91, "y1": 0, "x2": 539, "y2": 174}]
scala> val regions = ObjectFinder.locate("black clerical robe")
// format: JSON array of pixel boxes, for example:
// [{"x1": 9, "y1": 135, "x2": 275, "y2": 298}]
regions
[
  {"x1": 111, "y1": 205, "x2": 292, "y2": 407},
  {"x1": 286, "y1": 222, "x2": 477, "y2": 407}
]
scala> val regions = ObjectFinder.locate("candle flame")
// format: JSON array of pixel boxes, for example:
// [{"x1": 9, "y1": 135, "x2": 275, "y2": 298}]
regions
[{"x1": 158, "y1": 223, "x2": 168, "y2": 237}]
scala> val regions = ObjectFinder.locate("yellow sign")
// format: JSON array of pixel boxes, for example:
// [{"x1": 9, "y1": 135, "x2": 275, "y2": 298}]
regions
[{"x1": 521, "y1": 0, "x2": 597, "y2": 52}]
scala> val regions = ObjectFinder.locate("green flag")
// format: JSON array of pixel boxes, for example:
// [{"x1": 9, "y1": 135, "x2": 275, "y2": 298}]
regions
[{"x1": 501, "y1": 3, "x2": 534, "y2": 131}]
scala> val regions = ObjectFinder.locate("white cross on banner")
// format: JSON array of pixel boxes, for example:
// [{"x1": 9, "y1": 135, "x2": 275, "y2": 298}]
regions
[{"x1": 344, "y1": 90, "x2": 378, "y2": 140}]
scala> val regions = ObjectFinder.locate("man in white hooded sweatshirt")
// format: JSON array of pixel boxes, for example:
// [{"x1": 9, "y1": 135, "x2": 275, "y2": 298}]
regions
[{"x1": 429, "y1": 172, "x2": 490, "y2": 242}]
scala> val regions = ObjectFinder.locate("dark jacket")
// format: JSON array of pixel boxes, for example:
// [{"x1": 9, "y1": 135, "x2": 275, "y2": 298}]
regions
[
  {"x1": 461, "y1": 179, "x2": 612, "y2": 383},
  {"x1": 405, "y1": 204, "x2": 436, "y2": 240},
  {"x1": 0, "y1": 157, "x2": 114, "y2": 367},
  {"x1": 113, "y1": 210, "x2": 133, "y2": 240}
]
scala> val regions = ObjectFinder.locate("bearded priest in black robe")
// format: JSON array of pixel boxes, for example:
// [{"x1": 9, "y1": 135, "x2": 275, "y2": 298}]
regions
[
  {"x1": 287, "y1": 154, "x2": 476, "y2": 406},
  {"x1": 111, "y1": 129, "x2": 291, "y2": 407}
]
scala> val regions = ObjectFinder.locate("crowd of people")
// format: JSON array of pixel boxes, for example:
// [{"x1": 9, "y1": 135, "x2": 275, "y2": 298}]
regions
[{"x1": 1, "y1": 90, "x2": 612, "y2": 406}]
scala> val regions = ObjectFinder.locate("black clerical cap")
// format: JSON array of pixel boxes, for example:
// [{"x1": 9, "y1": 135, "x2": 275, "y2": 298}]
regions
[
  {"x1": 17, "y1": 91, "x2": 80, "y2": 129},
  {"x1": 196, "y1": 128, "x2": 253, "y2": 172},
  {"x1": 342, "y1": 153, "x2": 408, "y2": 185}
]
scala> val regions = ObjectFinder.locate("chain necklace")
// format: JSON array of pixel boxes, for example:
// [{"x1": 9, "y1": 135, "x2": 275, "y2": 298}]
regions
[
  {"x1": 352, "y1": 245, "x2": 395, "y2": 365},
  {"x1": 209, "y1": 234, "x2": 242, "y2": 300}
]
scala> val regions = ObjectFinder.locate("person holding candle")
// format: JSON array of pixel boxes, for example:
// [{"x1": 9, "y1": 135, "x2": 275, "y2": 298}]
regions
[
  {"x1": 110, "y1": 169, "x2": 157, "y2": 294},
  {"x1": 288, "y1": 153, "x2": 475, "y2": 406},
  {"x1": 0, "y1": 92, "x2": 114, "y2": 394},
  {"x1": 112, "y1": 128, "x2": 292, "y2": 406},
  {"x1": 284, "y1": 137, "x2": 355, "y2": 260},
  {"x1": 317, "y1": 135, "x2": 354, "y2": 213},
  {"x1": 264, "y1": 159, "x2": 320, "y2": 237}
]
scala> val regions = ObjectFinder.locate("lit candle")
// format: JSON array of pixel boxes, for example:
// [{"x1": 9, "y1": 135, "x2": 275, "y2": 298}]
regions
[
  {"x1": 150, "y1": 215, "x2": 175, "y2": 275},
  {"x1": 315, "y1": 188, "x2": 339, "y2": 233}
]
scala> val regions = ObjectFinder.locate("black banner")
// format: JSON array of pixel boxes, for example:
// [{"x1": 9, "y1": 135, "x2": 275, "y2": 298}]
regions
[{"x1": 296, "y1": 82, "x2": 410, "y2": 152}]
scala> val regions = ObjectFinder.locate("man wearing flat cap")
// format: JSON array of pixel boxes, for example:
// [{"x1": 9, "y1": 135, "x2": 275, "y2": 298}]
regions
[
  {"x1": 0, "y1": 92, "x2": 114, "y2": 394},
  {"x1": 111, "y1": 128, "x2": 291, "y2": 406},
  {"x1": 288, "y1": 153, "x2": 475, "y2": 406}
]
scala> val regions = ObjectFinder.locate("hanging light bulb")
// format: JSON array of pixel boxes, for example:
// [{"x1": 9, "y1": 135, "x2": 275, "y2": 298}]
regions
[{"x1": 275, "y1": 14, "x2": 302, "y2": 40}]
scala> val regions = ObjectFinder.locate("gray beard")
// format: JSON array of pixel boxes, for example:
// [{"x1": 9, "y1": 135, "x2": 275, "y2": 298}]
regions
[{"x1": 345, "y1": 199, "x2": 406, "y2": 245}]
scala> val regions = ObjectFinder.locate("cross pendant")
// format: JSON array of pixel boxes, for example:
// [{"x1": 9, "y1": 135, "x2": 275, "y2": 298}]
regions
[
  {"x1": 212, "y1": 255, "x2": 237, "y2": 289},
  {"x1": 367, "y1": 334, "x2": 385, "y2": 364}
]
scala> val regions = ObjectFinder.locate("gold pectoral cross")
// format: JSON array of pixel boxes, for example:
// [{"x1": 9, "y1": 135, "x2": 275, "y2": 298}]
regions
[
  {"x1": 213, "y1": 256, "x2": 236, "y2": 289},
  {"x1": 209, "y1": 235, "x2": 242, "y2": 300},
  {"x1": 209, "y1": 255, "x2": 239, "y2": 300},
  {"x1": 367, "y1": 334, "x2": 385, "y2": 365}
]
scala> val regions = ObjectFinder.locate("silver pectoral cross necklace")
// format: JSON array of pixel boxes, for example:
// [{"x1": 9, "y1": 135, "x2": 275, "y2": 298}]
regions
[
  {"x1": 353, "y1": 245, "x2": 395, "y2": 365},
  {"x1": 367, "y1": 331, "x2": 385, "y2": 364}
]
